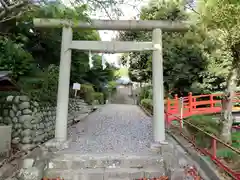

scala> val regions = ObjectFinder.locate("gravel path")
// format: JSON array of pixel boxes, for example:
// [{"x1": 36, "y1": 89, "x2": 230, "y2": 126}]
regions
[
  {"x1": 56, "y1": 104, "x2": 210, "y2": 180},
  {"x1": 63, "y1": 104, "x2": 154, "y2": 154}
]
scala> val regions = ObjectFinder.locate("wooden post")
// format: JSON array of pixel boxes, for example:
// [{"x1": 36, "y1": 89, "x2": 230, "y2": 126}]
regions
[
  {"x1": 179, "y1": 97, "x2": 183, "y2": 129},
  {"x1": 166, "y1": 97, "x2": 171, "y2": 127},
  {"x1": 74, "y1": 89, "x2": 78, "y2": 97},
  {"x1": 174, "y1": 94, "x2": 178, "y2": 113},
  {"x1": 212, "y1": 138, "x2": 217, "y2": 159},
  {"x1": 167, "y1": 97, "x2": 171, "y2": 113},
  {"x1": 188, "y1": 92, "x2": 193, "y2": 114},
  {"x1": 192, "y1": 97, "x2": 196, "y2": 109},
  {"x1": 210, "y1": 94, "x2": 214, "y2": 108}
]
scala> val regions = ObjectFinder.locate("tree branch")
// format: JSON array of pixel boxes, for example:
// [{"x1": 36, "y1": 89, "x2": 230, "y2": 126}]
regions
[
  {"x1": 185, "y1": 2, "x2": 200, "y2": 15},
  {"x1": 0, "y1": 0, "x2": 9, "y2": 10},
  {"x1": 0, "y1": 0, "x2": 29, "y2": 19}
]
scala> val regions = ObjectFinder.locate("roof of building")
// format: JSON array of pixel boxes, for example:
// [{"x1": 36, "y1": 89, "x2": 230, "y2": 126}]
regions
[{"x1": 0, "y1": 71, "x2": 20, "y2": 91}]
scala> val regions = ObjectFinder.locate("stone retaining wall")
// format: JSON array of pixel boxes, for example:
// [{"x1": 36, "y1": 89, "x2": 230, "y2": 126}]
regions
[{"x1": 0, "y1": 96, "x2": 91, "y2": 150}]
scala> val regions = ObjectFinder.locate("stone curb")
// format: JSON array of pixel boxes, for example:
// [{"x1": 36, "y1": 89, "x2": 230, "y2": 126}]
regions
[
  {"x1": 167, "y1": 131, "x2": 220, "y2": 180},
  {"x1": 138, "y1": 105, "x2": 221, "y2": 180}
]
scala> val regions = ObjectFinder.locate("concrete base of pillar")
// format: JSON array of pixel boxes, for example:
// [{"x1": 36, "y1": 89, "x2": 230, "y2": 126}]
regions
[
  {"x1": 44, "y1": 138, "x2": 72, "y2": 152},
  {"x1": 150, "y1": 141, "x2": 168, "y2": 152}
]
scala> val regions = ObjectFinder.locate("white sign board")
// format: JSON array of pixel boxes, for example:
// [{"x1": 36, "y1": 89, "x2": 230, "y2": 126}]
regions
[{"x1": 73, "y1": 83, "x2": 81, "y2": 90}]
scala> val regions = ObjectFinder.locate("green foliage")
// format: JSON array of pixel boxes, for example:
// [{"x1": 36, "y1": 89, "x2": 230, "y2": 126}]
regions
[
  {"x1": 232, "y1": 132, "x2": 240, "y2": 148},
  {"x1": 140, "y1": 98, "x2": 153, "y2": 112},
  {"x1": 0, "y1": 37, "x2": 34, "y2": 80},
  {"x1": 185, "y1": 115, "x2": 222, "y2": 148},
  {"x1": 139, "y1": 85, "x2": 152, "y2": 100},
  {"x1": 186, "y1": 115, "x2": 222, "y2": 135},
  {"x1": 216, "y1": 148, "x2": 238, "y2": 161},
  {"x1": 216, "y1": 132, "x2": 240, "y2": 167},
  {"x1": 83, "y1": 55, "x2": 117, "y2": 92},
  {"x1": 93, "y1": 92, "x2": 104, "y2": 104},
  {"x1": 19, "y1": 64, "x2": 59, "y2": 105},
  {"x1": 0, "y1": 2, "x2": 116, "y2": 104},
  {"x1": 119, "y1": 0, "x2": 212, "y2": 95},
  {"x1": 107, "y1": 81, "x2": 118, "y2": 93},
  {"x1": 185, "y1": 115, "x2": 240, "y2": 161},
  {"x1": 114, "y1": 68, "x2": 128, "y2": 77},
  {"x1": 79, "y1": 84, "x2": 95, "y2": 104}
]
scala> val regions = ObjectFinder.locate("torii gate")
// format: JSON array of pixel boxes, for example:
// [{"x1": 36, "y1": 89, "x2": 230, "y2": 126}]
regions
[{"x1": 33, "y1": 19, "x2": 189, "y2": 146}]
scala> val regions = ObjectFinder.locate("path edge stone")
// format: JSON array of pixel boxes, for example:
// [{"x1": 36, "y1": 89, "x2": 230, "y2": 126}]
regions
[
  {"x1": 166, "y1": 131, "x2": 221, "y2": 180},
  {"x1": 138, "y1": 104, "x2": 221, "y2": 180}
]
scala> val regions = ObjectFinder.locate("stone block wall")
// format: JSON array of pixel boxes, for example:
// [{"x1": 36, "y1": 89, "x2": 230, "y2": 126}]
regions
[{"x1": 0, "y1": 96, "x2": 91, "y2": 150}]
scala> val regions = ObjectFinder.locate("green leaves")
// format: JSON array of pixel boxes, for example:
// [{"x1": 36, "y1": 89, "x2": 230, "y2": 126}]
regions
[
  {"x1": 199, "y1": 0, "x2": 240, "y2": 46},
  {"x1": 120, "y1": 0, "x2": 210, "y2": 95},
  {"x1": 0, "y1": 37, "x2": 34, "y2": 79},
  {"x1": 0, "y1": 1, "x2": 117, "y2": 105}
]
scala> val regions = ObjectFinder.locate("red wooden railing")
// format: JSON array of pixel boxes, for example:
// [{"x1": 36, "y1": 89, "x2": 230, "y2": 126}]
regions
[
  {"x1": 164, "y1": 92, "x2": 240, "y2": 180},
  {"x1": 166, "y1": 92, "x2": 240, "y2": 125}
]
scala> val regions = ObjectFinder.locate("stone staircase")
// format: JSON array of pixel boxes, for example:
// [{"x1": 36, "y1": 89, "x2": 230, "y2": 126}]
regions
[
  {"x1": 11, "y1": 138, "x2": 202, "y2": 180},
  {"x1": 44, "y1": 153, "x2": 167, "y2": 180}
]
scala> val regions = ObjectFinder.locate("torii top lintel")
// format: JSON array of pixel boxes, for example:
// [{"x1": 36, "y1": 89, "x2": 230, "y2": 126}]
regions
[{"x1": 33, "y1": 18, "x2": 190, "y2": 31}]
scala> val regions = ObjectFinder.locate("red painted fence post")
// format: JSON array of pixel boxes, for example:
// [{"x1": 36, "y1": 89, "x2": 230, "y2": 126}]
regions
[
  {"x1": 174, "y1": 94, "x2": 178, "y2": 113},
  {"x1": 192, "y1": 97, "x2": 196, "y2": 109},
  {"x1": 188, "y1": 92, "x2": 193, "y2": 114},
  {"x1": 166, "y1": 97, "x2": 170, "y2": 128},
  {"x1": 210, "y1": 94, "x2": 214, "y2": 108},
  {"x1": 167, "y1": 97, "x2": 171, "y2": 113},
  {"x1": 212, "y1": 138, "x2": 217, "y2": 159}
]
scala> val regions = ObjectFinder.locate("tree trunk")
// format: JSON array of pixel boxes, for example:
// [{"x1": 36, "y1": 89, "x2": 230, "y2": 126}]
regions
[
  {"x1": 220, "y1": 70, "x2": 237, "y2": 144},
  {"x1": 220, "y1": 44, "x2": 240, "y2": 143}
]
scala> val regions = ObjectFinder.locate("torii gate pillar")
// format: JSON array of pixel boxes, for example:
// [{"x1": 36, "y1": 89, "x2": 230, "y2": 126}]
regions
[
  {"x1": 55, "y1": 27, "x2": 73, "y2": 140},
  {"x1": 152, "y1": 29, "x2": 165, "y2": 143},
  {"x1": 33, "y1": 19, "x2": 189, "y2": 145}
]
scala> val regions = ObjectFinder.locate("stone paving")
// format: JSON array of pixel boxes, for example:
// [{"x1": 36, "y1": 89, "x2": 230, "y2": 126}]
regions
[
  {"x1": 64, "y1": 104, "x2": 153, "y2": 154},
  {"x1": 44, "y1": 104, "x2": 209, "y2": 180}
]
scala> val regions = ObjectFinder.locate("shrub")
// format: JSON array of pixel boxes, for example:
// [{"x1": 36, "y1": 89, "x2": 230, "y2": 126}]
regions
[
  {"x1": 139, "y1": 86, "x2": 152, "y2": 100},
  {"x1": 93, "y1": 92, "x2": 104, "y2": 104},
  {"x1": 107, "y1": 81, "x2": 117, "y2": 93},
  {"x1": 19, "y1": 64, "x2": 59, "y2": 106},
  {"x1": 103, "y1": 81, "x2": 117, "y2": 101},
  {"x1": 79, "y1": 84, "x2": 95, "y2": 104},
  {"x1": 141, "y1": 98, "x2": 153, "y2": 113}
]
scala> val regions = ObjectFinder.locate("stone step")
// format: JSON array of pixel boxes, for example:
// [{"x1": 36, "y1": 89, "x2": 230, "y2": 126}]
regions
[
  {"x1": 45, "y1": 167, "x2": 165, "y2": 180},
  {"x1": 74, "y1": 113, "x2": 89, "y2": 122},
  {"x1": 48, "y1": 153, "x2": 164, "y2": 169}
]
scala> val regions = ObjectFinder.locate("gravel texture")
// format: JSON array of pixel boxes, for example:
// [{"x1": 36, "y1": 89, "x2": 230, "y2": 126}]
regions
[
  {"x1": 53, "y1": 103, "x2": 209, "y2": 179},
  {"x1": 63, "y1": 104, "x2": 154, "y2": 154}
]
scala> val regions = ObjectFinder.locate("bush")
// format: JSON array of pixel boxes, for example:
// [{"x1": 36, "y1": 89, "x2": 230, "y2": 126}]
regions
[
  {"x1": 139, "y1": 85, "x2": 152, "y2": 100},
  {"x1": 19, "y1": 64, "x2": 59, "y2": 106},
  {"x1": 141, "y1": 98, "x2": 153, "y2": 113},
  {"x1": 103, "y1": 81, "x2": 117, "y2": 101},
  {"x1": 93, "y1": 92, "x2": 104, "y2": 104},
  {"x1": 79, "y1": 84, "x2": 95, "y2": 104},
  {"x1": 107, "y1": 81, "x2": 117, "y2": 93}
]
